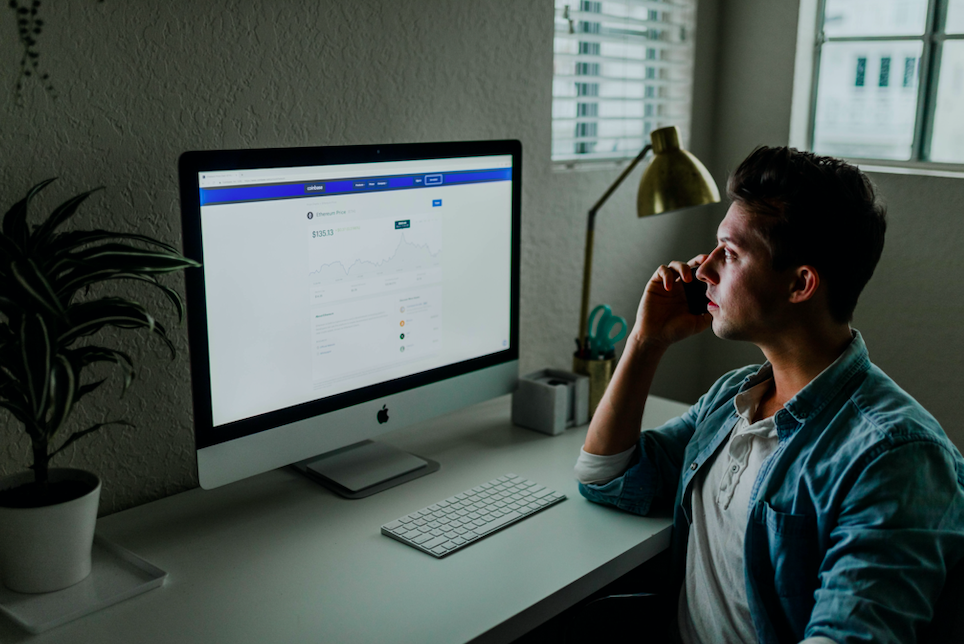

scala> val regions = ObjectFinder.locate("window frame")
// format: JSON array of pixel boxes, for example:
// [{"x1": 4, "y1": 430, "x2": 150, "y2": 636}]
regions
[{"x1": 791, "y1": 0, "x2": 964, "y2": 175}]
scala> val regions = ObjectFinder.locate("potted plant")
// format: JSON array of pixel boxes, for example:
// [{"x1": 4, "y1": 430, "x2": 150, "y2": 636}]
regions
[{"x1": 0, "y1": 178, "x2": 198, "y2": 593}]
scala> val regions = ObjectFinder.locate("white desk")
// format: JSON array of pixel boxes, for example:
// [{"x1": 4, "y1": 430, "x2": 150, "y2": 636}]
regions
[{"x1": 0, "y1": 394, "x2": 687, "y2": 644}]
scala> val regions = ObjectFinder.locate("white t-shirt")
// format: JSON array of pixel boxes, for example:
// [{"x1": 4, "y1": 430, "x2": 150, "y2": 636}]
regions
[{"x1": 678, "y1": 379, "x2": 777, "y2": 644}]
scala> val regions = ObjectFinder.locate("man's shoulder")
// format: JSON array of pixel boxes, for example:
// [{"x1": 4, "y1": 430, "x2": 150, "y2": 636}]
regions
[
  {"x1": 849, "y1": 363, "x2": 945, "y2": 441},
  {"x1": 823, "y1": 363, "x2": 963, "y2": 479}
]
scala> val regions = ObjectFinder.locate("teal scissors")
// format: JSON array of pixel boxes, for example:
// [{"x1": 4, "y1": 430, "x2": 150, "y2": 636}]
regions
[{"x1": 587, "y1": 304, "x2": 627, "y2": 358}]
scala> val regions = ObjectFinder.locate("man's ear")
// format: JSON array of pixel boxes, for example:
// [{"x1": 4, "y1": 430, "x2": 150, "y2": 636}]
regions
[{"x1": 788, "y1": 265, "x2": 820, "y2": 304}]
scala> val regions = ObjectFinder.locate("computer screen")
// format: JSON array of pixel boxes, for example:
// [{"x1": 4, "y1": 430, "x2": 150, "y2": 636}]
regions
[{"x1": 179, "y1": 140, "x2": 521, "y2": 492}]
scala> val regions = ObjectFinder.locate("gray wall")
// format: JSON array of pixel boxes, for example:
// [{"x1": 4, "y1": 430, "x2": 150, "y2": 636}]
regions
[{"x1": 0, "y1": 1, "x2": 714, "y2": 514}]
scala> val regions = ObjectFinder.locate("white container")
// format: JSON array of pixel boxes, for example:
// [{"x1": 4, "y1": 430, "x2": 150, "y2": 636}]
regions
[{"x1": 0, "y1": 468, "x2": 101, "y2": 594}]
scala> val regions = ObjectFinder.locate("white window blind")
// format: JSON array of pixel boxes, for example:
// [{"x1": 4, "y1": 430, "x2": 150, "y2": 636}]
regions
[{"x1": 552, "y1": 0, "x2": 697, "y2": 164}]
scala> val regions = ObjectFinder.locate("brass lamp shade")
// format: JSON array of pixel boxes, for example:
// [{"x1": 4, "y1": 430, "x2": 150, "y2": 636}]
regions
[{"x1": 637, "y1": 126, "x2": 720, "y2": 218}]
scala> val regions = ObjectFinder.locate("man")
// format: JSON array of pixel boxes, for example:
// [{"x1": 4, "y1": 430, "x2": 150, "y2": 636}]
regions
[{"x1": 575, "y1": 146, "x2": 964, "y2": 643}]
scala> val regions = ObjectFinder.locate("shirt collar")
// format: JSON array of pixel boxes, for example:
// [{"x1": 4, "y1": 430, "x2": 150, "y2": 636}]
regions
[
  {"x1": 734, "y1": 378, "x2": 772, "y2": 423},
  {"x1": 738, "y1": 329, "x2": 871, "y2": 424}
]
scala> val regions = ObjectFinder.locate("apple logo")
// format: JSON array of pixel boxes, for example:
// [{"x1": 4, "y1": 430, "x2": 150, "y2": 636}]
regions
[{"x1": 377, "y1": 405, "x2": 389, "y2": 424}]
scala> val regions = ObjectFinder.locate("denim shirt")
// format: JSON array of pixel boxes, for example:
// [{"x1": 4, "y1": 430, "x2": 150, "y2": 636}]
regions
[{"x1": 579, "y1": 331, "x2": 964, "y2": 643}]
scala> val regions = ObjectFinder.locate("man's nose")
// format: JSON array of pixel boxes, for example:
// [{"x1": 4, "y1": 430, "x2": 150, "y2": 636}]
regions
[{"x1": 696, "y1": 252, "x2": 720, "y2": 284}]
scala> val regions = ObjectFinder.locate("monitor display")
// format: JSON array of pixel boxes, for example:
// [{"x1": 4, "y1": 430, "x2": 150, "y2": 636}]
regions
[{"x1": 179, "y1": 140, "x2": 521, "y2": 491}]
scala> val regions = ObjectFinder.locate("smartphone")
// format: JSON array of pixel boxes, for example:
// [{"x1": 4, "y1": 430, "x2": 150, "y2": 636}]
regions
[{"x1": 682, "y1": 277, "x2": 709, "y2": 315}]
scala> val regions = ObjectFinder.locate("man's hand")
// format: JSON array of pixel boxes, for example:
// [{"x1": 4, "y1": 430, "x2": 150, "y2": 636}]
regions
[
  {"x1": 584, "y1": 256, "x2": 712, "y2": 456},
  {"x1": 632, "y1": 256, "x2": 713, "y2": 350}
]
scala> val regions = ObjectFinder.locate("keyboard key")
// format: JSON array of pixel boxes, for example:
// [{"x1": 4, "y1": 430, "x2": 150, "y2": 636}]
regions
[
  {"x1": 422, "y1": 535, "x2": 448, "y2": 550},
  {"x1": 475, "y1": 511, "x2": 521, "y2": 535},
  {"x1": 381, "y1": 475, "x2": 566, "y2": 557}
]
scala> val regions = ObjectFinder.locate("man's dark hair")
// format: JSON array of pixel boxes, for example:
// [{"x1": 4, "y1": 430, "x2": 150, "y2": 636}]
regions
[{"x1": 726, "y1": 146, "x2": 887, "y2": 324}]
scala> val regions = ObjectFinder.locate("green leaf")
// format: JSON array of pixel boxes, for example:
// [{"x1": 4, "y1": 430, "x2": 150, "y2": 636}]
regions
[
  {"x1": 45, "y1": 355, "x2": 75, "y2": 439},
  {"x1": 20, "y1": 312, "x2": 51, "y2": 420},
  {"x1": 64, "y1": 345, "x2": 135, "y2": 393},
  {"x1": 46, "y1": 230, "x2": 183, "y2": 256},
  {"x1": 73, "y1": 378, "x2": 106, "y2": 404},
  {"x1": 52, "y1": 246, "x2": 198, "y2": 300},
  {"x1": 59, "y1": 298, "x2": 177, "y2": 358},
  {"x1": 49, "y1": 419, "x2": 134, "y2": 460},
  {"x1": 60, "y1": 272, "x2": 185, "y2": 323},
  {"x1": 62, "y1": 245, "x2": 200, "y2": 275},
  {"x1": 62, "y1": 296, "x2": 155, "y2": 336},
  {"x1": 29, "y1": 187, "x2": 102, "y2": 251},
  {"x1": 11, "y1": 258, "x2": 64, "y2": 317},
  {"x1": 2, "y1": 178, "x2": 55, "y2": 249}
]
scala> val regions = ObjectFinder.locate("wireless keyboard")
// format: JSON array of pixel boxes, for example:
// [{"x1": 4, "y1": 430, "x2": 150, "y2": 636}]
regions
[{"x1": 380, "y1": 474, "x2": 566, "y2": 557}]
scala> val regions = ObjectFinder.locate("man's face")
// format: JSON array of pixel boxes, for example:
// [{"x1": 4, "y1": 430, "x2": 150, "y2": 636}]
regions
[{"x1": 695, "y1": 202, "x2": 793, "y2": 342}]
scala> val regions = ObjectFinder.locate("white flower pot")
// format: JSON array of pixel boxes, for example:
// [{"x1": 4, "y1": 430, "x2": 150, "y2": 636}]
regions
[{"x1": 0, "y1": 468, "x2": 101, "y2": 594}]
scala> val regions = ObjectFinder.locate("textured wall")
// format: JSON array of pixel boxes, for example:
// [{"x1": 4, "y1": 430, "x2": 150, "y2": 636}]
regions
[
  {"x1": 704, "y1": 0, "x2": 964, "y2": 448},
  {"x1": 0, "y1": 1, "x2": 718, "y2": 514}
]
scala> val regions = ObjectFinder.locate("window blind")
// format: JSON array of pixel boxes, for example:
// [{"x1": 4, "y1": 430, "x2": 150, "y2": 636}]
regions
[{"x1": 552, "y1": 0, "x2": 697, "y2": 163}]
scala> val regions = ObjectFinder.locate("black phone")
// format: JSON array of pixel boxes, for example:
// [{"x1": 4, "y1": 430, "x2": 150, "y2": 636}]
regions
[{"x1": 682, "y1": 277, "x2": 709, "y2": 315}]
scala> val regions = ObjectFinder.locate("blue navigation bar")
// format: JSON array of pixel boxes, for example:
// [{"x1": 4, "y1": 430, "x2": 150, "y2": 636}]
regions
[{"x1": 200, "y1": 168, "x2": 511, "y2": 206}]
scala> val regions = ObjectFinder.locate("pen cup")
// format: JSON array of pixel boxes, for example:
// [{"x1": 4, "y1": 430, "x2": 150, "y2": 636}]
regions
[{"x1": 572, "y1": 353, "x2": 616, "y2": 417}]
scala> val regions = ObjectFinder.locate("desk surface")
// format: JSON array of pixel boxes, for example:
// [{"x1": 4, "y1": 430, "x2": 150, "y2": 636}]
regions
[{"x1": 0, "y1": 394, "x2": 687, "y2": 644}]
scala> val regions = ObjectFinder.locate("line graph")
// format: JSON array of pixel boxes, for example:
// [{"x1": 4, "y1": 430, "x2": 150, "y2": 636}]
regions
[
  {"x1": 310, "y1": 233, "x2": 441, "y2": 283},
  {"x1": 308, "y1": 216, "x2": 442, "y2": 286}
]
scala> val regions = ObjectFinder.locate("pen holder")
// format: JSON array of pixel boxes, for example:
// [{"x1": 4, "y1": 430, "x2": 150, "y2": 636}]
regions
[
  {"x1": 512, "y1": 369, "x2": 590, "y2": 436},
  {"x1": 573, "y1": 353, "x2": 616, "y2": 417}
]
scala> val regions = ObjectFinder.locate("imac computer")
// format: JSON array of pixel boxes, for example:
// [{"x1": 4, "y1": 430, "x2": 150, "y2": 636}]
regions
[{"x1": 179, "y1": 140, "x2": 521, "y2": 496}]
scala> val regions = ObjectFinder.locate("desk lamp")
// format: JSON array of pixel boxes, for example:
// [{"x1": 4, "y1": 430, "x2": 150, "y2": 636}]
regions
[{"x1": 574, "y1": 125, "x2": 720, "y2": 411}]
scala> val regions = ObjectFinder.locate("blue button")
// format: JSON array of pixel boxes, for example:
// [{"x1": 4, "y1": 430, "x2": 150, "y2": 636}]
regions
[
  {"x1": 432, "y1": 199, "x2": 442, "y2": 207},
  {"x1": 353, "y1": 181, "x2": 366, "y2": 189},
  {"x1": 395, "y1": 220, "x2": 411, "y2": 229},
  {"x1": 424, "y1": 174, "x2": 443, "y2": 185}
]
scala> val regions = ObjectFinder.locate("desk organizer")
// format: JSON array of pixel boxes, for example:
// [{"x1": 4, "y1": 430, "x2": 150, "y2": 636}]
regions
[
  {"x1": 0, "y1": 535, "x2": 167, "y2": 634},
  {"x1": 512, "y1": 369, "x2": 590, "y2": 435}
]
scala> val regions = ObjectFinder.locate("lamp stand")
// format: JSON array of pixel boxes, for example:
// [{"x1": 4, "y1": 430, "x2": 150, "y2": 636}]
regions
[{"x1": 576, "y1": 144, "x2": 651, "y2": 356}]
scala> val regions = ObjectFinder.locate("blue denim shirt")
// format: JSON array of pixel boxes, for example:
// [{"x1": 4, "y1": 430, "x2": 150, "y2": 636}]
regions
[{"x1": 579, "y1": 331, "x2": 964, "y2": 643}]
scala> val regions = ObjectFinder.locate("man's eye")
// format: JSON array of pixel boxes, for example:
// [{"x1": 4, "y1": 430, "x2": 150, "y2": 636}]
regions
[{"x1": 723, "y1": 248, "x2": 735, "y2": 260}]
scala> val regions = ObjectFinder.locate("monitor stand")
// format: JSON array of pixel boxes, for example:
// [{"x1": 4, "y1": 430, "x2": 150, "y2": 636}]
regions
[{"x1": 292, "y1": 440, "x2": 440, "y2": 499}]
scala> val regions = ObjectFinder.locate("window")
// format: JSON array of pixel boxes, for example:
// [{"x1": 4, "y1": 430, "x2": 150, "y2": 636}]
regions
[
  {"x1": 551, "y1": 0, "x2": 697, "y2": 164},
  {"x1": 801, "y1": 0, "x2": 964, "y2": 164}
]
